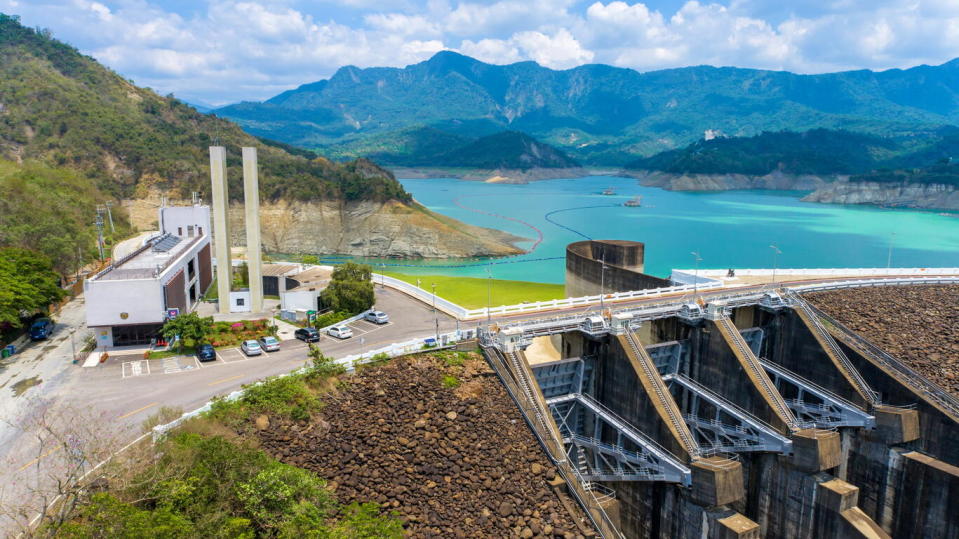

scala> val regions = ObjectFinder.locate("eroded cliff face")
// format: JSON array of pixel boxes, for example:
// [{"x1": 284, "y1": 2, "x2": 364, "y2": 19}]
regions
[
  {"x1": 802, "y1": 180, "x2": 959, "y2": 210},
  {"x1": 633, "y1": 170, "x2": 832, "y2": 191},
  {"x1": 122, "y1": 191, "x2": 525, "y2": 258}
]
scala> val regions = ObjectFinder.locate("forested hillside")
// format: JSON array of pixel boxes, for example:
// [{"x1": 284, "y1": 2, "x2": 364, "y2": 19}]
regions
[
  {"x1": 628, "y1": 127, "x2": 959, "y2": 183},
  {"x1": 0, "y1": 14, "x2": 408, "y2": 204},
  {"x1": 339, "y1": 129, "x2": 578, "y2": 169}
]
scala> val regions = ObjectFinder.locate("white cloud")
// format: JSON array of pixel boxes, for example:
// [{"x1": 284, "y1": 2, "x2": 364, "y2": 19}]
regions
[{"x1": 2, "y1": 0, "x2": 958, "y2": 104}]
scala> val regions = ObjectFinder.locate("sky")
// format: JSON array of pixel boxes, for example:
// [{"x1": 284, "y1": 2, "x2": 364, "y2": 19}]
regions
[{"x1": 3, "y1": 0, "x2": 959, "y2": 106}]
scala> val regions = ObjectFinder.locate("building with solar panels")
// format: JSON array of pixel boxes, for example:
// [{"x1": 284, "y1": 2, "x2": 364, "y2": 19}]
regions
[{"x1": 84, "y1": 205, "x2": 213, "y2": 348}]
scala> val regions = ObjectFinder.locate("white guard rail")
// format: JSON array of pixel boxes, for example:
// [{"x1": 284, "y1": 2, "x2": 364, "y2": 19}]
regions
[
  {"x1": 373, "y1": 272, "x2": 722, "y2": 321},
  {"x1": 673, "y1": 267, "x2": 959, "y2": 278}
]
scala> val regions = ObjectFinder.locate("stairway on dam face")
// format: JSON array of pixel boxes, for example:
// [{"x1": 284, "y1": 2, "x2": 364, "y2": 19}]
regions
[
  {"x1": 790, "y1": 295, "x2": 880, "y2": 406},
  {"x1": 713, "y1": 315, "x2": 802, "y2": 432},
  {"x1": 617, "y1": 331, "x2": 701, "y2": 459}
]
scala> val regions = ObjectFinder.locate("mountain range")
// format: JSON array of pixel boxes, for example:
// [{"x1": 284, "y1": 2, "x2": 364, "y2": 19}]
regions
[{"x1": 216, "y1": 51, "x2": 959, "y2": 166}]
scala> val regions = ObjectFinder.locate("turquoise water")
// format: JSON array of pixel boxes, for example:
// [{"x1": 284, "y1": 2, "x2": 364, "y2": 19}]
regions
[{"x1": 346, "y1": 176, "x2": 959, "y2": 284}]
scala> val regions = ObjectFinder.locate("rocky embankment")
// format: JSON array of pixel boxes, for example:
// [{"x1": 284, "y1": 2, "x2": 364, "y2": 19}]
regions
[
  {"x1": 123, "y1": 190, "x2": 525, "y2": 258},
  {"x1": 802, "y1": 180, "x2": 959, "y2": 210},
  {"x1": 629, "y1": 170, "x2": 833, "y2": 191},
  {"x1": 255, "y1": 352, "x2": 594, "y2": 538},
  {"x1": 805, "y1": 285, "x2": 959, "y2": 396},
  {"x1": 392, "y1": 167, "x2": 601, "y2": 184}
]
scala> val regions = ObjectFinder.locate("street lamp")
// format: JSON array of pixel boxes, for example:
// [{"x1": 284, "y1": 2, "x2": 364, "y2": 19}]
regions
[
  {"x1": 770, "y1": 243, "x2": 782, "y2": 285},
  {"x1": 70, "y1": 328, "x2": 77, "y2": 363},
  {"x1": 600, "y1": 253, "x2": 608, "y2": 309},
  {"x1": 486, "y1": 262, "x2": 493, "y2": 326},
  {"x1": 887, "y1": 232, "x2": 896, "y2": 269},
  {"x1": 691, "y1": 251, "x2": 702, "y2": 294},
  {"x1": 432, "y1": 282, "x2": 439, "y2": 341}
]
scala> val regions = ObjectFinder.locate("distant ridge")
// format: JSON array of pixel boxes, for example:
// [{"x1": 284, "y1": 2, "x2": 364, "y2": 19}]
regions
[{"x1": 216, "y1": 50, "x2": 959, "y2": 165}]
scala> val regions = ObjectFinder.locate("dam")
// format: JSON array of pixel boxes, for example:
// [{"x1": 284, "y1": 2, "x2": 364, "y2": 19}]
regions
[{"x1": 479, "y1": 282, "x2": 959, "y2": 538}]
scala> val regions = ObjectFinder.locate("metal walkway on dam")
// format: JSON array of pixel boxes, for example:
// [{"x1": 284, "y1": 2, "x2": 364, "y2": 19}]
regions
[{"x1": 479, "y1": 277, "x2": 959, "y2": 539}]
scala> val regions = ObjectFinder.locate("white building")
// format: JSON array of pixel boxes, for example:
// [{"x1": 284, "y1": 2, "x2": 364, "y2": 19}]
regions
[{"x1": 85, "y1": 205, "x2": 213, "y2": 348}]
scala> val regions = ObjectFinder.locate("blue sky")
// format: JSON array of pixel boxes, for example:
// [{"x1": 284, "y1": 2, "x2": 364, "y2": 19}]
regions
[{"x1": 3, "y1": 0, "x2": 959, "y2": 105}]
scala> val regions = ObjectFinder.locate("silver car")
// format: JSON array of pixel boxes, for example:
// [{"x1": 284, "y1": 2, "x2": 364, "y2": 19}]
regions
[
  {"x1": 240, "y1": 339, "x2": 263, "y2": 356},
  {"x1": 327, "y1": 325, "x2": 353, "y2": 339},
  {"x1": 364, "y1": 310, "x2": 389, "y2": 324},
  {"x1": 258, "y1": 336, "x2": 280, "y2": 352}
]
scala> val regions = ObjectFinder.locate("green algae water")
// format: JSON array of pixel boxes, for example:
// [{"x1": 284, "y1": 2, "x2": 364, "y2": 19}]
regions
[{"x1": 347, "y1": 176, "x2": 959, "y2": 284}]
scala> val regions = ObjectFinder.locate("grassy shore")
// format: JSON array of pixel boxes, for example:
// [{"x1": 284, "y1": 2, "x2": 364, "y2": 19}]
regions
[{"x1": 383, "y1": 272, "x2": 566, "y2": 309}]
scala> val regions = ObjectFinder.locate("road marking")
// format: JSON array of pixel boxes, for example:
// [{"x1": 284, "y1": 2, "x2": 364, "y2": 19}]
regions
[
  {"x1": 118, "y1": 401, "x2": 158, "y2": 419},
  {"x1": 162, "y1": 357, "x2": 182, "y2": 374},
  {"x1": 121, "y1": 360, "x2": 151, "y2": 378},
  {"x1": 17, "y1": 447, "x2": 60, "y2": 473},
  {"x1": 207, "y1": 374, "x2": 244, "y2": 387}
]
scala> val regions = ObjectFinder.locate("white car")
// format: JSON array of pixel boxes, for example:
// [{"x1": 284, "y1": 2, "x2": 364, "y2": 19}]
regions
[
  {"x1": 327, "y1": 325, "x2": 353, "y2": 339},
  {"x1": 364, "y1": 310, "x2": 389, "y2": 324},
  {"x1": 258, "y1": 336, "x2": 280, "y2": 352},
  {"x1": 240, "y1": 339, "x2": 263, "y2": 356}
]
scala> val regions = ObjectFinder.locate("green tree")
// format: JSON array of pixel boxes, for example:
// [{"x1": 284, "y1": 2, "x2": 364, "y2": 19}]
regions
[
  {"x1": 160, "y1": 312, "x2": 213, "y2": 351},
  {"x1": 299, "y1": 255, "x2": 320, "y2": 265},
  {"x1": 0, "y1": 247, "x2": 65, "y2": 327},
  {"x1": 320, "y1": 263, "x2": 374, "y2": 315}
]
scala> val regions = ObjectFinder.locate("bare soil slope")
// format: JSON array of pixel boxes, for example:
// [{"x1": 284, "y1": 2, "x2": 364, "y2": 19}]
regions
[
  {"x1": 255, "y1": 352, "x2": 594, "y2": 538},
  {"x1": 805, "y1": 285, "x2": 959, "y2": 396}
]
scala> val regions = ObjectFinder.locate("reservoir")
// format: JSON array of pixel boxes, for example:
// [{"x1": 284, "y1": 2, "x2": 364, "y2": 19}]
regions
[{"x1": 346, "y1": 175, "x2": 959, "y2": 284}]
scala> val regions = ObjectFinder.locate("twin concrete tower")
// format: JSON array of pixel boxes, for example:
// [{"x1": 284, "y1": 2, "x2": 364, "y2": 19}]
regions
[{"x1": 209, "y1": 146, "x2": 264, "y2": 314}]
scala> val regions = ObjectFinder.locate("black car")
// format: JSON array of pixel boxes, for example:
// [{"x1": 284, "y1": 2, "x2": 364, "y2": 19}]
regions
[
  {"x1": 295, "y1": 327, "x2": 320, "y2": 343},
  {"x1": 195, "y1": 343, "x2": 216, "y2": 362},
  {"x1": 29, "y1": 318, "x2": 54, "y2": 341}
]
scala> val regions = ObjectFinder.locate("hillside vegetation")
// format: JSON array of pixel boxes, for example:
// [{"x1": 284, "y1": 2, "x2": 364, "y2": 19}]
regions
[
  {"x1": 0, "y1": 14, "x2": 408, "y2": 204},
  {"x1": 629, "y1": 127, "x2": 959, "y2": 186},
  {"x1": 216, "y1": 50, "x2": 959, "y2": 165},
  {"x1": 338, "y1": 129, "x2": 578, "y2": 169}
]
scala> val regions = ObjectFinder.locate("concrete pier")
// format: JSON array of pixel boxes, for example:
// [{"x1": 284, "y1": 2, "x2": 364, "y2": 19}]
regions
[
  {"x1": 241, "y1": 147, "x2": 263, "y2": 313},
  {"x1": 209, "y1": 146, "x2": 231, "y2": 314}
]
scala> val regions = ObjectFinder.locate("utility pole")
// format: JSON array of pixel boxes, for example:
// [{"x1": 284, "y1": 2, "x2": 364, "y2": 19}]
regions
[
  {"x1": 770, "y1": 243, "x2": 782, "y2": 285},
  {"x1": 691, "y1": 251, "x2": 702, "y2": 294},
  {"x1": 887, "y1": 232, "x2": 896, "y2": 269},
  {"x1": 94, "y1": 212, "x2": 105, "y2": 262},
  {"x1": 104, "y1": 201, "x2": 115, "y2": 233}
]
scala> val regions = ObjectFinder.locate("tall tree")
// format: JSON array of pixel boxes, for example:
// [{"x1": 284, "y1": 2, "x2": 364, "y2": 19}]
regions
[
  {"x1": 320, "y1": 263, "x2": 374, "y2": 315},
  {"x1": 160, "y1": 312, "x2": 213, "y2": 351},
  {"x1": 0, "y1": 247, "x2": 65, "y2": 327}
]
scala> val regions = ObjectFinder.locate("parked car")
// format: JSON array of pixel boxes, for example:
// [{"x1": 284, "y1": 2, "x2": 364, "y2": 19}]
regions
[
  {"x1": 195, "y1": 343, "x2": 216, "y2": 362},
  {"x1": 240, "y1": 339, "x2": 263, "y2": 356},
  {"x1": 29, "y1": 318, "x2": 54, "y2": 341},
  {"x1": 364, "y1": 310, "x2": 390, "y2": 324},
  {"x1": 295, "y1": 327, "x2": 320, "y2": 343},
  {"x1": 258, "y1": 336, "x2": 280, "y2": 352},
  {"x1": 327, "y1": 325, "x2": 353, "y2": 339}
]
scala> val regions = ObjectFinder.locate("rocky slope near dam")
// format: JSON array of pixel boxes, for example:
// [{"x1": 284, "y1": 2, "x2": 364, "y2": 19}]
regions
[
  {"x1": 633, "y1": 170, "x2": 959, "y2": 210},
  {"x1": 802, "y1": 180, "x2": 959, "y2": 210},
  {"x1": 124, "y1": 190, "x2": 525, "y2": 258}
]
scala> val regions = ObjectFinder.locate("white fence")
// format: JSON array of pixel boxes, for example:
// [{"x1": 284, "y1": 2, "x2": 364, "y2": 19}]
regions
[
  {"x1": 373, "y1": 272, "x2": 723, "y2": 321},
  {"x1": 672, "y1": 267, "x2": 959, "y2": 278}
]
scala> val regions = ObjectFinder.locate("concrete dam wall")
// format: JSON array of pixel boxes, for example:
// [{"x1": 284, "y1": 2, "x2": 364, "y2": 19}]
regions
[{"x1": 511, "y1": 300, "x2": 959, "y2": 538}]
